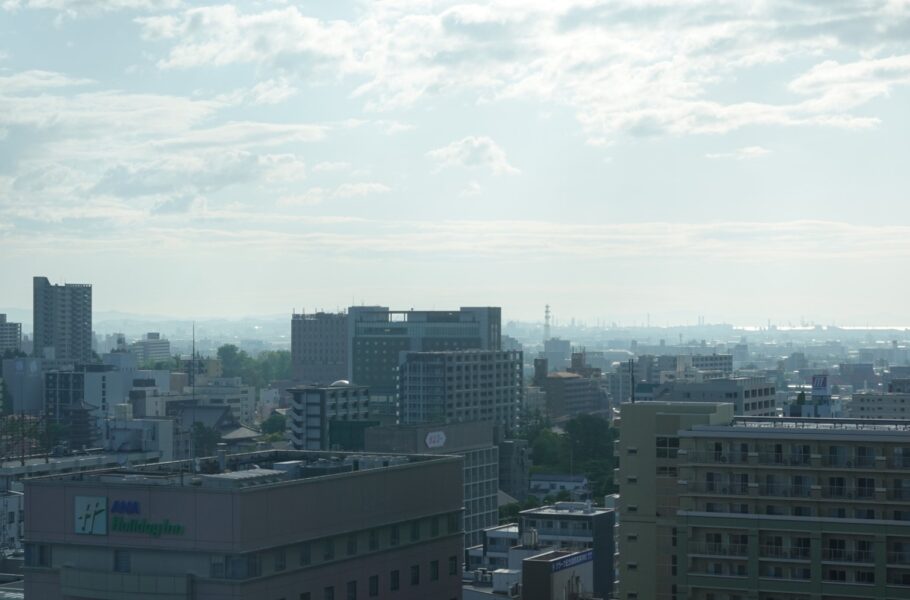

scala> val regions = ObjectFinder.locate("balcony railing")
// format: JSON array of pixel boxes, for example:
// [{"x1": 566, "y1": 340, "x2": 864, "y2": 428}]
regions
[
  {"x1": 759, "y1": 546, "x2": 810, "y2": 560},
  {"x1": 683, "y1": 482, "x2": 750, "y2": 495},
  {"x1": 758, "y1": 484, "x2": 812, "y2": 498},
  {"x1": 688, "y1": 543, "x2": 748, "y2": 557},
  {"x1": 683, "y1": 452, "x2": 751, "y2": 465},
  {"x1": 757, "y1": 453, "x2": 811, "y2": 466},
  {"x1": 820, "y1": 487, "x2": 878, "y2": 499},
  {"x1": 821, "y1": 548, "x2": 874, "y2": 564},
  {"x1": 821, "y1": 454, "x2": 877, "y2": 468}
]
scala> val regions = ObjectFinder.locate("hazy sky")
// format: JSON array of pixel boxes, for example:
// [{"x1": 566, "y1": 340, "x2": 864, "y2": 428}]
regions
[{"x1": 1, "y1": 1, "x2": 909, "y2": 325}]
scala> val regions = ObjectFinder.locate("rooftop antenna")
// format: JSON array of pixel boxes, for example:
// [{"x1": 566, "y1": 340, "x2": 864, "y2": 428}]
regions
[
  {"x1": 191, "y1": 321, "x2": 196, "y2": 458},
  {"x1": 544, "y1": 304, "x2": 551, "y2": 342}
]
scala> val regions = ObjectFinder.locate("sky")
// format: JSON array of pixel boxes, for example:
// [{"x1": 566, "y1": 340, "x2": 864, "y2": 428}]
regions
[{"x1": 1, "y1": 0, "x2": 910, "y2": 326}]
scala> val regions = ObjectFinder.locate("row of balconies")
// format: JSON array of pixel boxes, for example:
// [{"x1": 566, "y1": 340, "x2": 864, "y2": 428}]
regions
[
  {"x1": 682, "y1": 480, "x2": 907, "y2": 501},
  {"x1": 687, "y1": 543, "x2": 910, "y2": 566},
  {"x1": 681, "y1": 450, "x2": 906, "y2": 469}
]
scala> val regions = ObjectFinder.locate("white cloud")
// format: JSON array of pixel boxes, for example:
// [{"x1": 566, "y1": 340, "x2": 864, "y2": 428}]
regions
[
  {"x1": 134, "y1": 1, "x2": 910, "y2": 141},
  {"x1": 3, "y1": 0, "x2": 180, "y2": 15},
  {"x1": 790, "y1": 54, "x2": 910, "y2": 111},
  {"x1": 334, "y1": 182, "x2": 392, "y2": 198},
  {"x1": 218, "y1": 77, "x2": 298, "y2": 106},
  {"x1": 278, "y1": 182, "x2": 391, "y2": 205},
  {"x1": 428, "y1": 136, "x2": 519, "y2": 175},
  {"x1": 313, "y1": 161, "x2": 352, "y2": 173},
  {"x1": 0, "y1": 69, "x2": 92, "y2": 93},
  {"x1": 375, "y1": 120, "x2": 414, "y2": 135},
  {"x1": 706, "y1": 146, "x2": 771, "y2": 160},
  {"x1": 138, "y1": 5, "x2": 355, "y2": 70}
]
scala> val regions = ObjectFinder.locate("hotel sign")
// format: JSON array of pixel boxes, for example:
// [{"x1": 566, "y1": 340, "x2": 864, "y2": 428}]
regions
[
  {"x1": 75, "y1": 496, "x2": 107, "y2": 535},
  {"x1": 425, "y1": 431, "x2": 447, "y2": 449},
  {"x1": 551, "y1": 550, "x2": 594, "y2": 572},
  {"x1": 73, "y1": 497, "x2": 185, "y2": 537}
]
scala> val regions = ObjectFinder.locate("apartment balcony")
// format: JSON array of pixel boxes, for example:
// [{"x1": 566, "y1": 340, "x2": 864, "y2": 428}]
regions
[
  {"x1": 681, "y1": 451, "x2": 751, "y2": 465},
  {"x1": 682, "y1": 482, "x2": 751, "y2": 496},
  {"x1": 759, "y1": 546, "x2": 810, "y2": 561},
  {"x1": 757, "y1": 453, "x2": 811, "y2": 467},
  {"x1": 688, "y1": 543, "x2": 748, "y2": 558},
  {"x1": 821, "y1": 548, "x2": 875, "y2": 564},
  {"x1": 820, "y1": 454, "x2": 878, "y2": 469},
  {"x1": 887, "y1": 551, "x2": 910, "y2": 566},
  {"x1": 757, "y1": 484, "x2": 812, "y2": 498},
  {"x1": 819, "y1": 487, "x2": 879, "y2": 500}
]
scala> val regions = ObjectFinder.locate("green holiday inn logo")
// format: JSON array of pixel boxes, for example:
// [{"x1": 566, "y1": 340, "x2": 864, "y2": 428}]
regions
[
  {"x1": 75, "y1": 496, "x2": 107, "y2": 535},
  {"x1": 74, "y1": 496, "x2": 185, "y2": 537}
]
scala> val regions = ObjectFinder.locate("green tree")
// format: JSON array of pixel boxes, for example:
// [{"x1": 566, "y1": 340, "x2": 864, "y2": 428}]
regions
[
  {"x1": 216, "y1": 345, "x2": 292, "y2": 390},
  {"x1": 261, "y1": 413, "x2": 286, "y2": 435},
  {"x1": 191, "y1": 422, "x2": 221, "y2": 458}
]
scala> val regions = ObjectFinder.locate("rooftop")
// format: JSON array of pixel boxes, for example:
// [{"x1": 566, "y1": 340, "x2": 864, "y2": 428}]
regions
[
  {"x1": 520, "y1": 502, "x2": 611, "y2": 517},
  {"x1": 27, "y1": 450, "x2": 457, "y2": 491},
  {"x1": 682, "y1": 415, "x2": 910, "y2": 440},
  {"x1": 530, "y1": 473, "x2": 587, "y2": 482}
]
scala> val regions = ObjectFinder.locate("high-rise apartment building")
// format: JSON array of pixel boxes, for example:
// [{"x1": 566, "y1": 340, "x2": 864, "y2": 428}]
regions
[
  {"x1": 618, "y1": 401, "x2": 910, "y2": 600},
  {"x1": 616, "y1": 401, "x2": 735, "y2": 600},
  {"x1": 33, "y1": 276, "x2": 92, "y2": 363},
  {"x1": 129, "y1": 332, "x2": 171, "y2": 363},
  {"x1": 24, "y1": 449, "x2": 464, "y2": 600},
  {"x1": 288, "y1": 383, "x2": 371, "y2": 450},
  {"x1": 398, "y1": 349, "x2": 522, "y2": 434},
  {"x1": 348, "y1": 306, "x2": 501, "y2": 396},
  {"x1": 291, "y1": 311, "x2": 349, "y2": 385},
  {"x1": 0, "y1": 314, "x2": 22, "y2": 355}
]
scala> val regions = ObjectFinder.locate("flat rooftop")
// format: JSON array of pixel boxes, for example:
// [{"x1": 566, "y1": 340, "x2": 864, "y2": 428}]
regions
[
  {"x1": 520, "y1": 502, "x2": 612, "y2": 517},
  {"x1": 27, "y1": 450, "x2": 456, "y2": 491},
  {"x1": 682, "y1": 416, "x2": 910, "y2": 440}
]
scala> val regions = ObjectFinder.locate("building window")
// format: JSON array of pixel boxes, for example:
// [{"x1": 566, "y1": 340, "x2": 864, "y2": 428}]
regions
[
  {"x1": 275, "y1": 548, "x2": 286, "y2": 571},
  {"x1": 369, "y1": 575, "x2": 379, "y2": 597},
  {"x1": 113, "y1": 549, "x2": 131, "y2": 573},
  {"x1": 447, "y1": 513, "x2": 459, "y2": 533},
  {"x1": 448, "y1": 556, "x2": 458, "y2": 576},
  {"x1": 656, "y1": 437, "x2": 679, "y2": 459},
  {"x1": 346, "y1": 580, "x2": 356, "y2": 600},
  {"x1": 410, "y1": 521, "x2": 420, "y2": 542},
  {"x1": 856, "y1": 570, "x2": 875, "y2": 584},
  {"x1": 300, "y1": 543, "x2": 311, "y2": 566},
  {"x1": 324, "y1": 586, "x2": 334, "y2": 600},
  {"x1": 347, "y1": 535, "x2": 358, "y2": 556},
  {"x1": 410, "y1": 564, "x2": 420, "y2": 586},
  {"x1": 24, "y1": 544, "x2": 51, "y2": 568},
  {"x1": 390, "y1": 525, "x2": 399, "y2": 546},
  {"x1": 431, "y1": 518, "x2": 439, "y2": 537},
  {"x1": 390, "y1": 570, "x2": 400, "y2": 591},
  {"x1": 324, "y1": 540, "x2": 335, "y2": 561},
  {"x1": 430, "y1": 560, "x2": 439, "y2": 581}
]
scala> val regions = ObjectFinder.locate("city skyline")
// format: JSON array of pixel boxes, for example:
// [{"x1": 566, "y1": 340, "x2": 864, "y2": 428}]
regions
[{"x1": 3, "y1": 1, "x2": 910, "y2": 323}]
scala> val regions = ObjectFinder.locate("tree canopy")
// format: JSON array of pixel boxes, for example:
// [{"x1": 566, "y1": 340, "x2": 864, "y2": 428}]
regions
[
  {"x1": 216, "y1": 344, "x2": 291, "y2": 389},
  {"x1": 522, "y1": 413, "x2": 618, "y2": 500}
]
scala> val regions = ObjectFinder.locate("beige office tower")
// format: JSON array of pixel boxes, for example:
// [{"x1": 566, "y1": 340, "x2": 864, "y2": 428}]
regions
[{"x1": 616, "y1": 401, "x2": 735, "y2": 600}]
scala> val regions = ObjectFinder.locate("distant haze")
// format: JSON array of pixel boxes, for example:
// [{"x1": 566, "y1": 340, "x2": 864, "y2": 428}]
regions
[{"x1": 2, "y1": 2, "x2": 909, "y2": 325}]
